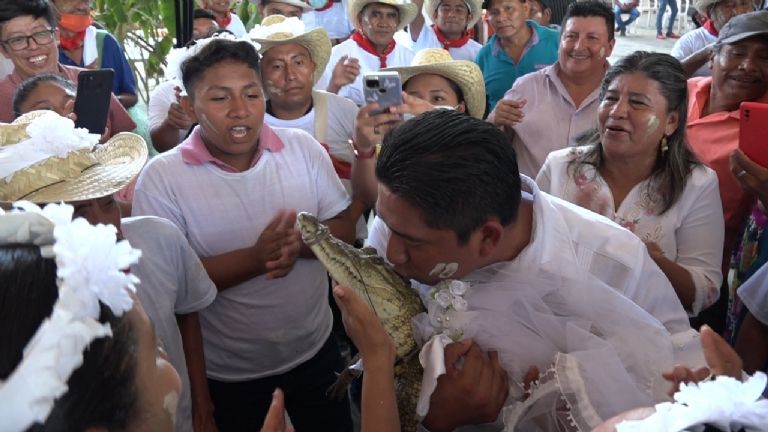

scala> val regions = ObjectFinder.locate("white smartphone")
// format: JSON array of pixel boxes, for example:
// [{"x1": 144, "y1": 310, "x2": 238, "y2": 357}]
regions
[{"x1": 363, "y1": 71, "x2": 403, "y2": 115}]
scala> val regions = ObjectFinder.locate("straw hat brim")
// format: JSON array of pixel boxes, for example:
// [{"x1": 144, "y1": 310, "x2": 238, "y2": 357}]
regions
[
  {"x1": 254, "y1": 27, "x2": 332, "y2": 84},
  {"x1": 348, "y1": 0, "x2": 419, "y2": 32},
  {"x1": 424, "y1": 0, "x2": 483, "y2": 28},
  {"x1": 0, "y1": 132, "x2": 148, "y2": 203},
  {"x1": 385, "y1": 60, "x2": 485, "y2": 119},
  {"x1": 266, "y1": 0, "x2": 313, "y2": 10}
]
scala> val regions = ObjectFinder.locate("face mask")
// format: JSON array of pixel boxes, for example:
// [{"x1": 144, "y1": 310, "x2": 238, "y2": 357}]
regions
[
  {"x1": 59, "y1": 13, "x2": 93, "y2": 33},
  {"x1": 434, "y1": 104, "x2": 459, "y2": 110},
  {"x1": 308, "y1": 0, "x2": 330, "y2": 8}
]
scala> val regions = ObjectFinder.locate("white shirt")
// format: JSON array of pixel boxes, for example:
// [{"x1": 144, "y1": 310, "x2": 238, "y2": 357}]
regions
[
  {"x1": 407, "y1": 25, "x2": 482, "y2": 62},
  {"x1": 303, "y1": 0, "x2": 354, "y2": 39},
  {"x1": 265, "y1": 90, "x2": 367, "y2": 239},
  {"x1": 316, "y1": 38, "x2": 414, "y2": 106},
  {"x1": 670, "y1": 27, "x2": 717, "y2": 78},
  {"x1": 502, "y1": 64, "x2": 601, "y2": 178},
  {"x1": 536, "y1": 147, "x2": 725, "y2": 316},
  {"x1": 148, "y1": 81, "x2": 187, "y2": 147},
  {"x1": 226, "y1": 13, "x2": 247, "y2": 38},
  {"x1": 738, "y1": 260, "x2": 768, "y2": 326},
  {"x1": 123, "y1": 216, "x2": 217, "y2": 432},
  {"x1": 133, "y1": 125, "x2": 351, "y2": 381},
  {"x1": 367, "y1": 175, "x2": 693, "y2": 335}
]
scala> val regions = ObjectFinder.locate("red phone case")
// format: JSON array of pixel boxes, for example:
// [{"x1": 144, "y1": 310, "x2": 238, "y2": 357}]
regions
[{"x1": 739, "y1": 102, "x2": 768, "y2": 168}]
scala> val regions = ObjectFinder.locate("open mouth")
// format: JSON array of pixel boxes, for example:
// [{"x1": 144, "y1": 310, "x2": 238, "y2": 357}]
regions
[
  {"x1": 605, "y1": 124, "x2": 630, "y2": 134},
  {"x1": 230, "y1": 126, "x2": 250, "y2": 139},
  {"x1": 28, "y1": 55, "x2": 48, "y2": 66}
]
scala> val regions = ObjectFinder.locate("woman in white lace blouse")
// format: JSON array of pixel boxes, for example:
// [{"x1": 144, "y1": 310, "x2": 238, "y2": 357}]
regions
[{"x1": 536, "y1": 51, "x2": 724, "y2": 317}]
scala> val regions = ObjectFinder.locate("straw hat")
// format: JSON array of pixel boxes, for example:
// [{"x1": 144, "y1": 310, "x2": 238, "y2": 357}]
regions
[
  {"x1": 256, "y1": 0, "x2": 312, "y2": 10},
  {"x1": 384, "y1": 48, "x2": 485, "y2": 119},
  {"x1": 424, "y1": 0, "x2": 483, "y2": 28},
  {"x1": 249, "y1": 15, "x2": 331, "y2": 84},
  {"x1": 348, "y1": 0, "x2": 419, "y2": 31},
  {"x1": 0, "y1": 111, "x2": 147, "y2": 203}
]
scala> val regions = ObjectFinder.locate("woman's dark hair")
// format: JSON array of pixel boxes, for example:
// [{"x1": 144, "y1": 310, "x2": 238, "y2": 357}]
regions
[
  {"x1": 403, "y1": 74, "x2": 466, "y2": 107},
  {"x1": 181, "y1": 38, "x2": 262, "y2": 98},
  {"x1": 0, "y1": 0, "x2": 56, "y2": 31},
  {"x1": 0, "y1": 245, "x2": 138, "y2": 432},
  {"x1": 376, "y1": 109, "x2": 522, "y2": 244},
  {"x1": 568, "y1": 51, "x2": 698, "y2": 215},
  {"x1": 12, "y1": 73, "x2": 76, "y2": 119}
]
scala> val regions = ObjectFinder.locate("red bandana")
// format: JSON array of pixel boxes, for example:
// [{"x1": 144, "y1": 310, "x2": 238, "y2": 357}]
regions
[
  {"x1": 351, "y1": 31, "x2": 395, "y2": 68},
  {"x1": 215, "y1": 11, "x2": 232, "y2": 28},
  {"x1": 703, "y1": 19, "x2": 718, "y2": 37},
  {"x1": 433, "y1": 24, "x2": 470, "y2": 49},
  {"x1": 59, "y1": 31, "x2": 86, "y2": 51},
  {"x1": 315, "y1": 0, "x2": 334, "y2": 12}
]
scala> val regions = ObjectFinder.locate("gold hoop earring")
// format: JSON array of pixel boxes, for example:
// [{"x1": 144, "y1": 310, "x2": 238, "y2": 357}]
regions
[{"x1": 661, "y1": 136, "x2": 669, "y2": 155}]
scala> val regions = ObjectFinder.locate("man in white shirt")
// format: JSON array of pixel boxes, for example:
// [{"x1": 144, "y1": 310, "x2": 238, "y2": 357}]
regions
[
  {"x1": 303, "y1": 0, "x2": 356, "y2": 43},
  {"x1": 316, "y1": 0, "x2": 418, "y2": 105},
  {"x1": 200, "y1": 0, "x2": 247, "y2": 37},
  {"x1": 252, "y1": 15, "x2": 367, "y2": 239},
  {"x1": 401, "y1": 0, "x2": 483, "y2": 61},
  {"x1": 671, "y1": 0, "x2": 753, "y2": 77},
  {"x1": 368, "y1": 109, "x2": 699, "y2": 431},
  {"x1": 488, "y1": 0, "x2": 615, "y2": 178}
]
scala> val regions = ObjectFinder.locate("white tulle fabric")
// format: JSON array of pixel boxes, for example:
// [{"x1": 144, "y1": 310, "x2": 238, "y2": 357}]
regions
[
  {"x1": 414, "y1": 260, "x2": 689, "y2": 431},
  {"x1": 0, "y1": 202, "x2": 141, "y2": 431}
]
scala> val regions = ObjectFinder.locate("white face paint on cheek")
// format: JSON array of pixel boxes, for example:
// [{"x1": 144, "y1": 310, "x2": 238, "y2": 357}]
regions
[
  {"x1": 598, "y1": 46, "x2": 606, "y2": 58},
  {"x1": 428, "y1": 262, "x2": 459, "y2": 279},
  {"x1": 646, "y1": 115, "x2": 660, "y2": 140},
  {"x1": 163, "y1": 391, "x2": 179, "y2": 426},
  {"x1": 264, "y1": 79, "x2": 282, "y2": 96},
  {"x1": 197, "y1": 113, "x2": 222, "y2": 137}
]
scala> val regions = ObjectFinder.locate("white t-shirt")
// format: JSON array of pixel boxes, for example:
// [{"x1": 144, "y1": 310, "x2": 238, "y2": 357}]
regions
[
  {"x1": 738, "y1": 260, "x2": 768, "y2": 326},
  {"x1": 148, "y1": 81, "x2": 187, "y2": 147},
  {"x1": 408, "y1": 25, "x2": 482, "y2": 62},
  {"x1": 265, "y1": 90, "x2": 366, "y2": 238},
  {"x1": 132, "y1": 125, "x2": 351, "y2": 381},
  {"x1": 226, "y1": 13, "x2": 247, "y2": 38},
  {"x1": 316, "y1": 38, "x2": 414, "y2": 106},
  {"x1": 536, "y1": 147, "x2": 725, "y2": 316},
  {"x1": 670, "y1": 27, "x2": 717, "y2": 77},
  {"x1": 303, "y1": 0, "x2": 354, "y2": 39},
  {"x1": 123, "y1": 216, "x2": 217, "y2": 432}
]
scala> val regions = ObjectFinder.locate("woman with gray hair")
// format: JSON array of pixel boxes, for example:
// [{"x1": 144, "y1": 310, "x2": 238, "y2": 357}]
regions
[{"x1": 536, "y1": 51, "x2": 724, "y2": 317}]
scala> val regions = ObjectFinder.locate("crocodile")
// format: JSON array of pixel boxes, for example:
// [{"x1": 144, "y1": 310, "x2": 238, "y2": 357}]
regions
[{"x1": 296, "y1": 212, "x2": 426, "y2": 432}]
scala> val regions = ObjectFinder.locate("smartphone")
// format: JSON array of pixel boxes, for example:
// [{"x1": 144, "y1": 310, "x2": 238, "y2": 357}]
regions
[
  {"x1": 739, "y1": 102, "x2": 768, "y2": 168},
  {"x1": 363, "y1": 71, "x2": 403, "y2": 115},
  {"x1": 74, "y1": 69, "x2": 114, "y2": 135}
]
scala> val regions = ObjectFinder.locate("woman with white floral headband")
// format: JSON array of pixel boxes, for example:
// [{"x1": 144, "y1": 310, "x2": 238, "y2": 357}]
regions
[{"x1": 0, "y1": 201, "x2": 182, "y2": 431}]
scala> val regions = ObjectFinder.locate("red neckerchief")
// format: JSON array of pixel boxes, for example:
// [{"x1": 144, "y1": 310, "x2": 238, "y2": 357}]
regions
[
  {"x1": 215, "y1": 11, "x2": 232, "y2": 28},
  {"x1": 59, "y1": 30, "x2": 86, "y2": 51},
  {"x1": 351, "y1": 31, "x2": 395, "y2": 68},
  {"x1": 433, "y1": 24, "x2": 470, "y2": 49},
  {"x1": 315, "y1": 0, "x2": 334, "y2": 12},
  {"x1": 703, "y1": 19, "x2": 718, "y2": 37},
  {"x1": 319, "y1": 143, "x2": 351, "y2": 179}
]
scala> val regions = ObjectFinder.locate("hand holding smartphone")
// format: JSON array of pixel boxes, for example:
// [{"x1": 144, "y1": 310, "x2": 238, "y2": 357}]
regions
[
  {"x1": 363, "y1": 71, "x2": 403, "y2": 115},
  {"x1": 74, "y1": 69, "x2": 114, "y2": 136}
]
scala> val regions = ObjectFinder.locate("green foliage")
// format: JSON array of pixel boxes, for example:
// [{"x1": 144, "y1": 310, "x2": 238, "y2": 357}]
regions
[
  {"x1": 92, "y1": 0, "x2": 177, "y2": 102},
  {"x1": 236, "y1": 0, "x2": 263, "y2": 31}
]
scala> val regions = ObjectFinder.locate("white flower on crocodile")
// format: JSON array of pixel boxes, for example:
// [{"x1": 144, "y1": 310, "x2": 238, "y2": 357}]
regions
[{"x1": 427, "y1": 280, "x2": 470, "y2": 341}]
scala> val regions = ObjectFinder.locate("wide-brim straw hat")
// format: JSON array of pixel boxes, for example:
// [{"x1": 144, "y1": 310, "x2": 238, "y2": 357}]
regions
[
  {"x1": 0, "y1": 111, "x2": 147, "y2": 203},
  {"x1": 348, "y1": 0, "x2": 419, "y2": 32},
  {"x1": 250, "y1": 15, "x2": 331, "y2": 84},
  {"x1": 255, "y1": 0, "x2": 312, "y2": 10},
  {"x1": 424, "y1": 0, "x2": 483, "y2": 28},
  {"x1": 384, "y1": 48, "x2": 485, "y2": 119}
]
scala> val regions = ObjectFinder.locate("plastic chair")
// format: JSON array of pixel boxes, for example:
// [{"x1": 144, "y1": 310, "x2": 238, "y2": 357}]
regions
[
  {"x1": 677, "y1": 0, "x2": 689, "y2": 34},
  {"x1": 639, "y1": 0, "x2": 658, "y2": 27}
]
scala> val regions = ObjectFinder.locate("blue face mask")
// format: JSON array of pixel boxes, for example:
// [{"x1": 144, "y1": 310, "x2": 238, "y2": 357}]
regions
[{"x1": 308, "y1": 0, "x2": 328, "y2": 9}]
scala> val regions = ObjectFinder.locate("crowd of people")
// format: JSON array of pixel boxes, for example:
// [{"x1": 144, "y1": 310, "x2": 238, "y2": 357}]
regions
[{"x1": 1, "y1": 0, "x2": 768, "y2": 431}]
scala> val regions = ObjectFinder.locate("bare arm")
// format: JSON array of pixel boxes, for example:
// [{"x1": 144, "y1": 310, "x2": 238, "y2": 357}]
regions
[
  {"x1": 735, "y1": 311, "x2": 768, "y2": 374},
  {"x1": 177, "y1": 312, "x2": 217, "y2": 432},
  {"x1": 118, "y1": 92, "x2": 138, "y2": 109},
  {"x1": 150, "y1": 116, "x2": 188, "y2": 152},
  {"x1": 409, "y1": 0, "x2": 426, "y2": 42},
  {"x1": 679, "y1": 45, "x2": 714, "y2": 78},
  {"x1": 646, "y1": 248, "x2": 696, "y2": 312}
]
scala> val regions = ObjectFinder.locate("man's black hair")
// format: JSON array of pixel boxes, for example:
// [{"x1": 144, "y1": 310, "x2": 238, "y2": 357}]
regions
[
  {"x1": 376, "y1": 109, "x2": 522, "y2": 244},
  {"x1": 0, "y1": 0, "x2": 56, "y2": 32},
  {"x1": 561, "y1": 0, "x2": 615, "y2": 40},
  {"x1": 181, "y1": 38, "x2": 262, "y2": 97}
]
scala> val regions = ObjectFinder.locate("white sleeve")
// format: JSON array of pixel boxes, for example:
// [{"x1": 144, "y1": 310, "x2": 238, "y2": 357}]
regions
[
  {"x1": 132, "y1": 157, "x2": 188, "y2": 236},
  {"x1": 738, "y1": 261, "x2": 768, "y2": 326},
  {"x1": 535, "y1": 153, "x2": 554, "y2": 193},
  {"x1": 148, "y1": 81, "x2": 176, "y2": 131},
  {"x1": 674, "y1": 168, "x2": 725, "y2": 316},
  {"x1": 670, "y1": 33, "x2": 694, "y2": 60},
  {"x1": 165, "y1": 219, "x2": 217, "y2": 314},
  {"x1": 364, "y1": 215, "x2": 391, "y2": 256}
]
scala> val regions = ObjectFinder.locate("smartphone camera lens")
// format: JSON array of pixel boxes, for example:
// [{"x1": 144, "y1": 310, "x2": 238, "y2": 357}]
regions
[{"x1": 365, "y1": 79, "x2": 379, "y2": 88}]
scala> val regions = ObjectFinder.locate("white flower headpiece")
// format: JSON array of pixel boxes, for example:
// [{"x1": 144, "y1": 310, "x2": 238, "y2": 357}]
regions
[
  {"x1": 248, "y1": 16, "x2": 306, "y2": 40},
  {"x1": 164, "y1": 32, "x2": 262, "y2": 95},
  {"x1": 0, "y1": 201, "x2": 141, "y2": 432},
  {"x1": 0, "y1": 112, "x2": 100, "y2": 181},
  {"x1": 617, "y1": 372, "x2": 768, "y2": 432}
]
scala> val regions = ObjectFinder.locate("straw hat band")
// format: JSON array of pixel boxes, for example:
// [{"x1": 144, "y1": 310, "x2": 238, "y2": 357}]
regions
[{"x1": 1, "y1": 150, "x2": 96, "y2": 201}]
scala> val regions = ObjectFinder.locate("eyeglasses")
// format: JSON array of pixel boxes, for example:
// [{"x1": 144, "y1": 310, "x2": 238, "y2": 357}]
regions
[{"x1": 0, "y1": 29, "x2": 56, "y2": 52}]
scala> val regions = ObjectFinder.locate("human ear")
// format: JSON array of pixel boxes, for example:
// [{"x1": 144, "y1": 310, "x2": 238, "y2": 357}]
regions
[
  {"x1": 477, "y1": 220, "x2": 503, "y2": 257},
  {"x1": 664, "y1": 111, "x2": 679, "y2": 136},
  {"x1": 180, "y1": 95, "x2": 198, "y2": 123}
]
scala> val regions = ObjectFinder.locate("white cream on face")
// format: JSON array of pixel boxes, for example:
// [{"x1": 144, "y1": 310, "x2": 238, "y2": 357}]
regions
[
  {"x1": 646, "y1": 114, "x2": 661, "y2": 141},
  {"x1": 163, "y1": 391, "x2": 179, "y2": 427},
  {"x1": 429, "y1": 262, "x2": 459, "y2": 279},
  {"x1": 264, "y1": 79, "x2": 283, "y2": 97},
  {"x1": 598, "y1": 46, "x2": 606, "y2": 59}
]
